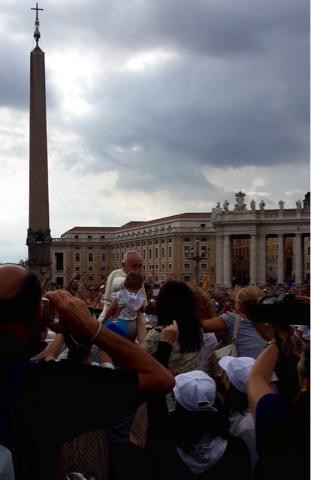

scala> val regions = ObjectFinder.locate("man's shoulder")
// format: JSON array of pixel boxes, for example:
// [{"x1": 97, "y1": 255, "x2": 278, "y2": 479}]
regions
[{"x1": 108, "y1": 268, "x2": 124, "y2": 279}]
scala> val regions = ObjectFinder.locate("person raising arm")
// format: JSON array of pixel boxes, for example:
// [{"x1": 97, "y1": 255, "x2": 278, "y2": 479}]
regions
[{"x1": 46, "y1": 289, "x2": 174, "y2": 393}]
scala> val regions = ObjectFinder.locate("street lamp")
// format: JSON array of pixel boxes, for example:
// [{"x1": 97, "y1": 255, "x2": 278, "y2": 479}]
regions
[
  {"x1": 190, "y1": 240, "x2": 207, "y2": 285},
  {"x1": 149, "y1": 264, "x2": 155, "y2": 284}
]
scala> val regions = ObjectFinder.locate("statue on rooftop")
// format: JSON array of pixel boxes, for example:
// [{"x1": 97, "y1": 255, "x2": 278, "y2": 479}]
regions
[
  {"x1": 223, "y1": 200, "x2": 229, "y2": 212},
  {"x1": 234, "y1": 191, "x2": 247, "y2": 211},
  {"x1": 250, "y1": 199, "x2": 256, "y2": 211}
]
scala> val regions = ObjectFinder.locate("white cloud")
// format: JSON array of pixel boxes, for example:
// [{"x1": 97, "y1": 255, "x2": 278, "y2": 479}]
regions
[
  {"x1": 203, "y1": 165, "x2": 309, "y2": 207},
  {"x1": 48, "y1": 48, "x2": 102, "y2": 117},
  {"x1": 123, "y1": 49, "x2": 178, "y2": 72}
]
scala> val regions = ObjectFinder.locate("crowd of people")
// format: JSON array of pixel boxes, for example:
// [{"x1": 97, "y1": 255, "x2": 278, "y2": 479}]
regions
[{"x1": 0, "y1": 250, "x2": 309, "y2": 480}]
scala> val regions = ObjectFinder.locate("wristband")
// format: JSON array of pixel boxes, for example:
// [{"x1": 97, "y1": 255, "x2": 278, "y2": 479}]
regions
[{"x1": 70, "y1": 320, "x2": 102, "y2": 347}]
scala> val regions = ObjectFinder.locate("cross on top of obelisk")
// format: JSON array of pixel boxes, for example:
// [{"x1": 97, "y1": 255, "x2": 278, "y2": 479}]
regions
[{"x1": 31, "y1": 3, "x2": 44, "y2": 45}]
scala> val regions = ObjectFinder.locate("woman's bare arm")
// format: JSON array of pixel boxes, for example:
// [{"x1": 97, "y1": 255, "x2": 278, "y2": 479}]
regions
[{"x1": 201, "y1": 315, "x2": 226, "y2": 332}]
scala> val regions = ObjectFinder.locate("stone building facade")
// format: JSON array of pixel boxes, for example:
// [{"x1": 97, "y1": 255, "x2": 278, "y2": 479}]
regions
[{"x1": 50, "y1": 193, "x2": 310, "y2": 288}]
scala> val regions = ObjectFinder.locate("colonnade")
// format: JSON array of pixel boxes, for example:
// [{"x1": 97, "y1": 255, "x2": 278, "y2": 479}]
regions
[{"x1": 216, "y1": 232, "x2": 309, "y2": 287}]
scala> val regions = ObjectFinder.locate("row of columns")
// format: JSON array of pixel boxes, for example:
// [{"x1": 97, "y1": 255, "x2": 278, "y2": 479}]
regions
[{"x1": 216, "y1": 233, "x2": 307, "y2": 287}]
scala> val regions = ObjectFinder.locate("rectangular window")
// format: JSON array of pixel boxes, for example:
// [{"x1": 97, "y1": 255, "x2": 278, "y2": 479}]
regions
[
  {"x1": 183, "y1": 245, "x2": 192, "y2": 258},
  {"x1": 149, "y1": 249, "x2": 152, "y2": 259},
  {"x1": 184, "y1": 263, "x2": 191, "y2": 269},
  {"x1": 168, "y1": 263, "x2": 172, "y2": 270},
  {"x1": 161, "y1": 264, "x2": 165, "y2": 270},
  {"x1": 55, "y1": 252, "x2": 64, "y2": 272},
  {"x1": 75, "y1": 266, "x2": 80, "y2": 272},
  {"x1": 88, "y1": 276, "x2": 94, "y2": 281},
  {"x1": 155, "y1": 248, "x2": 158, "y2": 258},
  {"x1": 200, "y1": 224, "x2": 206, "y2": 228},
  {"x1": 74, "y1": 235, "x2": 79, "y2": 239},
  {"x1": 161, "y1": 247, "x2": 165, "y2": 257},
  {"x1": 75, "y1": 252, "x2": 80, "y2": 263},
  {"x1": 88, "y1": 253, "x2": 93, "y2": 263},
  {"x1": 201, "y1": 263, "x2": 207, "y2": 270},
  {"x1": 143, "y1": 249, "x2": 146, "y2": 259},
  {"x1": 184, "y1": 275, "x2": 190, "y2": 282},
  {"x1": 169, "y1": 246, "x2": 172, "y2": 257},
  {"x1": 200, "y1": 245, "x2": 208, "y2": 259},
  {"x1": 101, "y1": 252, "x2": 106, "y2": 262},
  {"x1": 88, "y1": 235, "x2": 92, "y2": 239},
  {"x1": 88, "y1": 266, "x2": 93, "y2": 272}
]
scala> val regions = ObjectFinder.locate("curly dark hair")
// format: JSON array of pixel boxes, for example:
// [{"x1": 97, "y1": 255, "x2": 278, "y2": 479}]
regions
[{"x1": 156, "y1": 281, "x2": 202, "y2": 353}]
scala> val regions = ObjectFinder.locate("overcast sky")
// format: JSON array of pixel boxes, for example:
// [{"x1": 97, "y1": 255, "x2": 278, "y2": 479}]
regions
[{"x1": 0, "y1": 0, "x2": 309, "y2": 262}]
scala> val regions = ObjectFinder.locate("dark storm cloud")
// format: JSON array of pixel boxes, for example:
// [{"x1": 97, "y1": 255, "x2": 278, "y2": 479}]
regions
[
  {"x1": 0, "y1": 0, "x2": 309, "y2": 192},
  {"x1": 69, "y1": 27, "x2": 308, "y2": 189},
  {"x1": 0, "y1": 38, "x2": 28, "y2": 110},
  {"x1": 42, "y1": 0, "x2": 307, "y2": 58}
]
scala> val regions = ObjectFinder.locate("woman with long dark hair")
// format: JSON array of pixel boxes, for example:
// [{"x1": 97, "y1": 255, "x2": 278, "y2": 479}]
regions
[{"x1": 144, "y1": 281, "x2": 202, "y2": 376}]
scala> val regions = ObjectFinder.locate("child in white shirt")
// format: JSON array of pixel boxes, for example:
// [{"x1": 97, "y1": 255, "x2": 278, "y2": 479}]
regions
[{"x1": 102, "y1": 271, "x2": 146, "y2": 344}]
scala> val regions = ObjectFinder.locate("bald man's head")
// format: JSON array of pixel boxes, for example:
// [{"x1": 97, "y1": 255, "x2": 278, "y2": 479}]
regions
[
  {"x1": 0, "y1": 265, "x2": 28, "y2": 300},
  {"x1": 0, "y1": 265, "x2": 41, "y2": 325}
]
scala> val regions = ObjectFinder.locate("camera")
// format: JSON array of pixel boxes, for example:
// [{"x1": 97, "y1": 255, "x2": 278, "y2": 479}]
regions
[
  {"x1": 41, "y1": 297, "x2": 56, "y2": 324},
  {"x1": 248, "y1": 294, "x2": 310, "y2": 327}
]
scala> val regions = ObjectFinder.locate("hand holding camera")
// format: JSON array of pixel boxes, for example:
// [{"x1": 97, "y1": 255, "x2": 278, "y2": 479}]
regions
[{"x1": 44, "y1": 290, "x2": 99, "y2": 342}]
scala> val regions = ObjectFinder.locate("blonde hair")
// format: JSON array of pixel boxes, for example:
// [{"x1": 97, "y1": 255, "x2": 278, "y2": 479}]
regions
[
  {"x1": 187, "y1": 282, "x2": 215, "y2": 320},
  {"x1": 234, "y1": 285, "x2": 264, "y2": 314}
]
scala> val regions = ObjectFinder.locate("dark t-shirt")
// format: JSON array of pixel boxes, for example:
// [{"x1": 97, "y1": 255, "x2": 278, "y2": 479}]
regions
[
  {"x1": 0, "y1": 334, "x2": 142, "y2": 480},
  {"x1": 255, "y1": 393, "x2": 309, "y2": 480}
]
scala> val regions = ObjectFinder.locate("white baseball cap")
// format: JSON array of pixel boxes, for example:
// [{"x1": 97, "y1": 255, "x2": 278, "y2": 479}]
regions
[
  {"x1": 219, "y1": 356, "x2": 278, "y2": 392},
  {"x1": 174, "y1": 370, "x2": 216, "y2": 411}
]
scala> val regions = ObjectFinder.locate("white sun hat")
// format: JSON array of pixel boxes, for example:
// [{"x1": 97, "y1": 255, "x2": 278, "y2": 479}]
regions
[
  {"x1": 174, "y1": 370, "x2": 216, "y2": 411},
  {"x1": 219, "y1": 356, "x2": 277, "y2": 393}
]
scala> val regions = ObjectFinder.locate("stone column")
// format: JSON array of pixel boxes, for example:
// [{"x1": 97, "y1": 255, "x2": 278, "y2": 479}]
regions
[
  {"x1": 250, "y1": 234, "x2": 257, "y2": 283},
  {"x1": 27, "y1": 44, "x2": 52, "y2": 277},
  {"x1": 257, "y1": 234, "x2": 266, "y2": 285},
  {"x1": 277, "y1": 235, "x2": 284, "y2": 284},
  {"x1": 294, "y1": 233, "x2": 302, "y2": 284},
  {"x1": 215, "y1": 234, "x2": 223, "y2": 287},
  {"x1": 223, "y1": 234, "x2": 231, "y2": 287}
]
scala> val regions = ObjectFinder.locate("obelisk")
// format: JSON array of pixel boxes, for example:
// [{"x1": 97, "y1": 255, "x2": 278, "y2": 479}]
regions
[{"x1": 26, "y1": 3, "x2": 52, "y2": 279}]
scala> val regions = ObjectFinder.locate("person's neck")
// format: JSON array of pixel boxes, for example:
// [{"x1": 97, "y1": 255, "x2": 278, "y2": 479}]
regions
[{"x1": 0, "y1": 322, "x2": 32, "y2": 343}]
